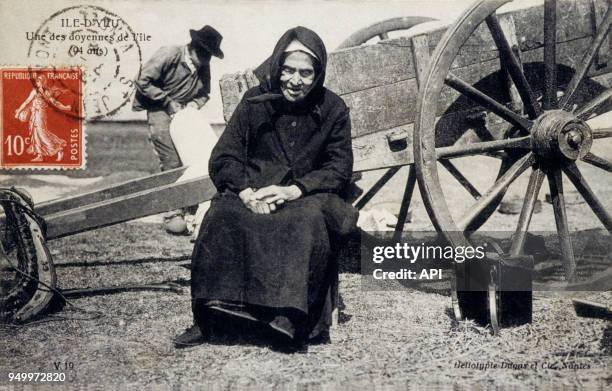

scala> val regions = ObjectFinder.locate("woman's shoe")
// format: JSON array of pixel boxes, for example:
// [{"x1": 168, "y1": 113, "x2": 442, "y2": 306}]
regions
[
  {"x1": 174, "y1": 324, "x2": 206, "y2": 349},
  {"x1": 32, "y1": 155, "x2": 43, "y2": 162},
  {"x1": 309, "y1": 329, "x2": 331, "y2": 345}
]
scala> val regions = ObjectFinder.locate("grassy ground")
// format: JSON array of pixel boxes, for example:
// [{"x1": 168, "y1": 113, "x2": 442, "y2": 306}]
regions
[{"x1": 0, "y1": 121, "x2": 611, "y2": 389}]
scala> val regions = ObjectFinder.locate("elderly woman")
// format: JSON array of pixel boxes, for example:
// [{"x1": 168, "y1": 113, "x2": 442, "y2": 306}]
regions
[{"x1": 175, "y1": 26, "x2": 357, "y2": 351}]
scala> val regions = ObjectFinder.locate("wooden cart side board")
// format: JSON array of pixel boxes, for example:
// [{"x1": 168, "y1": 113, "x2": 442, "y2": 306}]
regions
[
  {"x1": 35, "y1": 167, "x2": 187, "y2": 217},
  {"x1": 45, "y1": 176, "x2": 216, "y2": 240}
]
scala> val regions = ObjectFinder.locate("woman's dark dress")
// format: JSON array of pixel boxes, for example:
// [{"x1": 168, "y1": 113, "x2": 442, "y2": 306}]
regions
[{"x1": 191, "y1": 27, "x2": 357, "y2": 343}]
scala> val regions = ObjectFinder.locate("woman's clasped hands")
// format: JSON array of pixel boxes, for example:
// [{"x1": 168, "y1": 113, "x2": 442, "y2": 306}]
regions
[{"x1": 239, "y1": 185, "x2": 303, "y2": 214}]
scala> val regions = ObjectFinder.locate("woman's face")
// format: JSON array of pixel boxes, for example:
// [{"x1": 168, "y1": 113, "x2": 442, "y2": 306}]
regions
[{"x1": 280, "y1": 51, "x2": 315, "y2": 102}]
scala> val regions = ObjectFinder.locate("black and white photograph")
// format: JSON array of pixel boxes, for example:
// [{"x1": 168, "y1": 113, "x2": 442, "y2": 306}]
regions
[{"x1": 0, "y1": 0, "x2": 611, "y2": 389}]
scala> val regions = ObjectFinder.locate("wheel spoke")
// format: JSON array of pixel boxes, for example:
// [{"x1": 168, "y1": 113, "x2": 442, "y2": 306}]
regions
[
  {"x1": 445, "y1": 73, "x2": 533, "y2": 131},
  {"x1": 436, "y1": 136, "x2": 532, "y2": 159},
  {"x1": 472, "y1": 122, "x2": 496, "y2": 142},
  {"x1": 543, "y1": 0, "x2": 557, "y2": 110},
  {"x1": 591, "y1": 127, "x2": 612, "y2": 139},
  {"x1": 563, "y1": 162, "x2": 612, "y2": 232},
  {"x1": 559, "y1": 7, "x2": 612, "y2": 110},
  {"x1": 575, "y1": 88, "x2": 612, "y2": 119},
  {"x1": 486, "y1": 151, "x2": 511, "y2": 160},
  {"x1": 510, "y1": 165, "x2": 545, "y2": 256},
  {"x1": 486, "y1": 14, "x2": 542, "y2": 118},
  {"x1": 394, "y1": 165, "x2": 417, "y2": 240},
  {"x1": 354, "y1": 167, "x2": 401, "y2": 210},
  {"x1": 547, "y1": 168, "x2": 576, "y2": 282},
  {"x1": 458, "y1": 152, "x2": 535, "y2": 231},
  {"x1": 582, "y1": 152, "x2": 612, "y2": 173},
  {"x1": 440, "y1": 159, "x2": 482, "y2": 199}
]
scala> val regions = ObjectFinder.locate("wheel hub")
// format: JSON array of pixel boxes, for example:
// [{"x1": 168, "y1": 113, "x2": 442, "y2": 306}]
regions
[{"x1": 531, "y1": 110, "x2": 593, "y2": 160}]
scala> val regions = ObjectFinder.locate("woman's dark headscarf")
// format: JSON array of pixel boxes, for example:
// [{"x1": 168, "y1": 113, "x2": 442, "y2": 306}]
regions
[{"x1": 250, "y1": 26, "x2": 327, "y2": 105}]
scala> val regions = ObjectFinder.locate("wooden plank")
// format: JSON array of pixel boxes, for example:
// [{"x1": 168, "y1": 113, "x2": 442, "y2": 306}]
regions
[
  {"x1": 352, "y1": 124, "x2": 414, "y2": 172},
  {"x1": 45, "y1": 176, "x2": 215, "y2": 240},
  {"x1": 343, "y1": 78, "x2": 417, "y2": 137},
  {"x1": 326, "y1": 40, "x2": 416, "y2": 96},
  {"x1": 35, "y1": 167, "x2": 187, "y2": 217},
  {"x1": 512, "y1": 0, "x2": 595, "y2": 48},
  {"x1": 220, "y1": 71, "x2": 260, "y2": 122}
]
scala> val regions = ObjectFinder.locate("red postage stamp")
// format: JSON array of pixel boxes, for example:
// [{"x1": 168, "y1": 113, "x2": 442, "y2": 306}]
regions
[{"x1": 0, "y1": 67, "x2": 84, "y2": 169}]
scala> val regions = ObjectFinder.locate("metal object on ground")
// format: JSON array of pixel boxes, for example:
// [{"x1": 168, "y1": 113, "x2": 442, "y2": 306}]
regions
[
  {"x1": 573, "y1": 299, "x2": 612, "y2": 320},
  {"x1": 455, "y1": 240, "x2": 534, "y2": 334},
  {"x1": 413, "y1": 0, "x2": 612, "y2": 328},
  {"x1": 0, "y1": 188, "x2": 56, "y2": 324}
]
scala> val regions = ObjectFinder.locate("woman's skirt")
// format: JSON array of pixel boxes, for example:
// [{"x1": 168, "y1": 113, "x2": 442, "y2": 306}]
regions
[{"x1": 191, "y1": 191, "x2": 357, "y2": 342}]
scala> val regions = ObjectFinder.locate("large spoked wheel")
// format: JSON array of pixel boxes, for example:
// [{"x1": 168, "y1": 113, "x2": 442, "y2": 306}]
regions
[{"x1": 414, "y1": 0, "x2": 612, "y2": 328}]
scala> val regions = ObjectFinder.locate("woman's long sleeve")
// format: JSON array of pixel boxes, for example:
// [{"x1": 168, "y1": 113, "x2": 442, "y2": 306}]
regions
[{"x1": 293, "y1": 108, "x2": 352, "y2": 194}]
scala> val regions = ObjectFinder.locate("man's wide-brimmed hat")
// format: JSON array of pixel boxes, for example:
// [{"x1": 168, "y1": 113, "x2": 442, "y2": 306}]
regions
[{"x1": 189, "y1": 25, "x2": 224, "y2": 59}]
